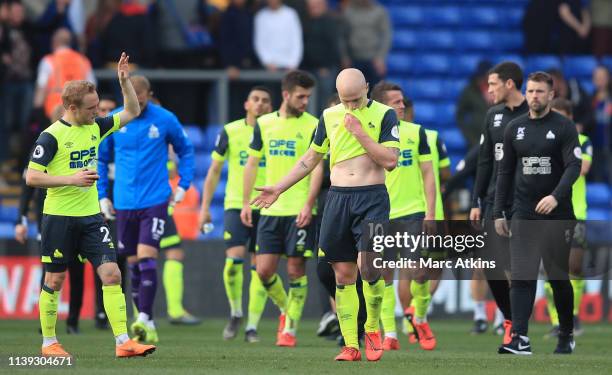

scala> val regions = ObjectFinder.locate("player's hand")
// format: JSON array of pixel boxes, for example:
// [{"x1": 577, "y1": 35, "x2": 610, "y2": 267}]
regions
[
  {"x1": 100, "y1": 198, "x2": 116, "y2": 221},
  {"x1": 117, "y1": 52, "x2": 130, "y2": 82},
  {"x1": 198, "y1": 209, "x2": 212, "y2": 232},
  {"x1": 535, "y1": 195, "x2": 558, "y2": 215},
  {"x1": 14, "y1": 224, "x2": 27, "y2": 244},
  {"x1": 171, "y1": 187, "x2": 186, "y2": 206},
  {"x1": 344, "y1": 113, "x2": 365, "y2": 137},
  {"x1": 240, "y1": 205, "x2": 253, "y2": 227},
  {"x1": 494, "y1": 218, "x2": 510, "y2": 237},
  {"x1": 296, "y1": 204, "x2": 313, "y2": 228},
  {"x1": 469, "y1": 207, "x2": 482, "y2": 230},
  {"x1": 250, "y1": 186, "x2": 281, "y2": 209},
  {"x1": 71, "y1": 169, "x2": 99, "y2": 187}
]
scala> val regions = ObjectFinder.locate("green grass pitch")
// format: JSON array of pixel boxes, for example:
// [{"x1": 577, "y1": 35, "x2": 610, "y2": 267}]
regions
[{"x1": 0, "y1": 319, "x2": 610, "y2": 374}]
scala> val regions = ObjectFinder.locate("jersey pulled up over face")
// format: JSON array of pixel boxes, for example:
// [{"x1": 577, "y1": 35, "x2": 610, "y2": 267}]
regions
[{"x1": 310, "y1": 100, "x2": 400, "y2": 168}]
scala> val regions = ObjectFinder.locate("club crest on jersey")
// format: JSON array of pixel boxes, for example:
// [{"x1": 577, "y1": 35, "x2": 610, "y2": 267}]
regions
[
  {"x1": 296, "y1": 132, "x2": 304, "y2": 139},
  {"x1": 516, "y1": 127, "x2": 525, "y2": 140},
  {"x1": 493, "y1": 113, "x2": 503, "y2": 127},
  {"x1": 368, "y1": 122, "x2": 375, "y2": 129},
  {"x1": 91, "y1": 135, "x2": 97, "y2": 141},
  {"x1": 148, "y1": 124, "x2": 160, "y2": 139},
  {"x1": 546, "y1": 130, "x2": 555, "y2": 139}
]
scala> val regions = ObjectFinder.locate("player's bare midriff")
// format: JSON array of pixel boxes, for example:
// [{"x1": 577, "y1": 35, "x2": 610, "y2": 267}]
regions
[{"x1": 330, "y1": 154, "x2": 386, "y2": 187}]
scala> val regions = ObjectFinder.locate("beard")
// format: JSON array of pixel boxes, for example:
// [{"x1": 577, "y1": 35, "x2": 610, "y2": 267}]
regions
[
  {"x1": 286, "y1": 103, "x2": 304, "y2": 117},
  {"x1": 530, "y1": 101, "x2": 548, "y2": 115}
]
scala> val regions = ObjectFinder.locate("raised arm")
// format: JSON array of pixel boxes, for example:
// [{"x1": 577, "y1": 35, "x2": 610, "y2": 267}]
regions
[{"x1": 115, "y1": 53, "x2": 140, "y2": 127}]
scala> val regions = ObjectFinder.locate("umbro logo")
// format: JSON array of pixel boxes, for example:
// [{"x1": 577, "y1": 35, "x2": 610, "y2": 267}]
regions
[
  {"x1": 332, "y1": 123, "x2": 339, "y2": 128},
  {"x1": 296, "y1": 132, "x2": 304, "y2": 139},
  {"x1": 406, "y1": 139, "x2": 414, "y2": 145},
  {"x1": 64, "y1": 142, "x2": 73, "y2": 149},
  {"x1": 546, "y1": 130, "x2": 555, "y2": 139},
  {"x1": 91, "y1": 135, "x2": 97, "y2": 141}
]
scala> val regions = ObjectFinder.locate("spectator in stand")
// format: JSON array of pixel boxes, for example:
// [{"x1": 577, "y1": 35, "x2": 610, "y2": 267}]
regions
[
  {"x1": 219, "y1": 0, "x2": 260, "y2": 119},
  {"x1": 32, "y1": 27, "x2": 94, "y2": 121},
  {"x1": 456, "y1": 61, "x2": 493, "y2": 148},
  {"x1": 34, "y1": 0, "x2": 82, "y2": 62},
  {"x1": 254, "y1": 0, "x2": 303, "y2": 71},
  {"x1": 219, "y1": 0, "x2": 257, "y2": 79},
  {"x1": 340, "y1": 0, "x2": 391, "y2": 85},
  {"x1": 0, "y1": 0, "x2": 33, "y2": 165},
  {"x1": 590, "y1": 65, "x2": 612, "y2": 182},
  {"x1": 522, "y1": 0, "x2": 558, "y2": 54},
  {"x1": 98, "y1": 0, "x2": 156, "y2": 68},
  {"x1": 84, "y1": 0, "x2": 121, "y2": 68},
  {"x1": 301, "y1": 0, "x2": 341, "y2": 112},
  {"x1": 590, "y1": 0, "x2": 612, "y2": 57},
  {"x1": 557, "y1": 0, "x2": 591, "y2": 54},
  {"x1": 548, "y1": 69, "x2": 593, "y2": 136}
]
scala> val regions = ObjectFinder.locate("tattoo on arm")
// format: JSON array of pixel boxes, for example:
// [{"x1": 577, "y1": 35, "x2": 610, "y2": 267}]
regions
[{"x1": 299, "y1": 161, "x2": 309, "y2": 170}]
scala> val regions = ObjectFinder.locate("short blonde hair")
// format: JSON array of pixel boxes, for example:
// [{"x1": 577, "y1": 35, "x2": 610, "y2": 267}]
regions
[{"x1": 62, "y1": 80, "x2": 96, "y2": 108}]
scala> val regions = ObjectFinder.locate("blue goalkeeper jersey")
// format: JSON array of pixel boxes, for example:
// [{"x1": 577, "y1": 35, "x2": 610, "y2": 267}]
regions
[{"x1": 98, "y1": 102, "x2": 195, "y2": 210}]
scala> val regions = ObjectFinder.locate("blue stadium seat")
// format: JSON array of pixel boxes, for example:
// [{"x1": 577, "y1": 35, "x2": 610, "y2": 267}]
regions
[
  {"x1": 405, "y1": 79, "x2": 445, "y2": 100},
  {"x1": 213, "y1": 180, "x2": 226, "y2": 204},
  {"x1": 415, "y1": 30, "x2": 454, "y2": 51},
  {"x1": 0, "y1": 206, "x2": 17, "y2": 222},
  {"x1": 195, "y1": 153, "x2": 212, "y2": 177},
  {"x1": 497, "y1": 7, "x2": 524, "y2": 27},
  {"x1": 586, "y1": 208, "x2": 611, "y2": 221},
  {"x1": 455, "y1": 31, "x2": 495, "y2": 51},
  {"x1": 388, "y1": 6, "x2": 424, "y2": 26},
  {"x1": 413, "y1": 101, "x2": 437, "y2": 126},
  {"x1": 444, "y1": 79, "x2": 468, "y2": 99},
  {"x1": 435, "y1": 102, "x2": 457, "y2": 128},
  {"x1": 587, "y1": 183, "x2": 611, "y2": 208},
  {"x1": 462, "y1": 7, "x2": 499, "y2": 27},
  {"x1": 193, "y1": 177, "x2": 204, "y2": 195},
  {"x1": 412, "y1": 54, "x2": 451, "y2": 75},
  {"x1": 526, "y1": 55, "x2": 562, "y2": 73},
  {"x1": 453, "y1": 55, "x2": 486, "y2": 76},
  {"x1": 427, "y1": 6, "x2": 461, "y2": 27},
  {"x1": 563, "y1": 56, "x2": 598, "y2": 79},
  {"x1": 204, "y1": 124, "x2": 223, "y2": 149},
  {"x1": 392, "y1": 30, "x2": 418, "y2": 50},
  {"x1": 440, "y1": 129, "x2": 466, "y2": 153},
  {"x1": 496, "y1": 32, "x2": 522, "y2": 52},
  {"x1": 0, "y1": 223, "x2": 13, "y2": 239},
  {"x1": 603, "y1": 56, "x2": 612, "y2": 71},
  {"x1": 580, "y1": 80, "x2": 594, "y2": 96},
  {"x1": 387, "y1": 53, "x2": 414, "y2": 75},
  {"x1": 184, "y1": 125, "x2": 204, "y2": 151}
]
